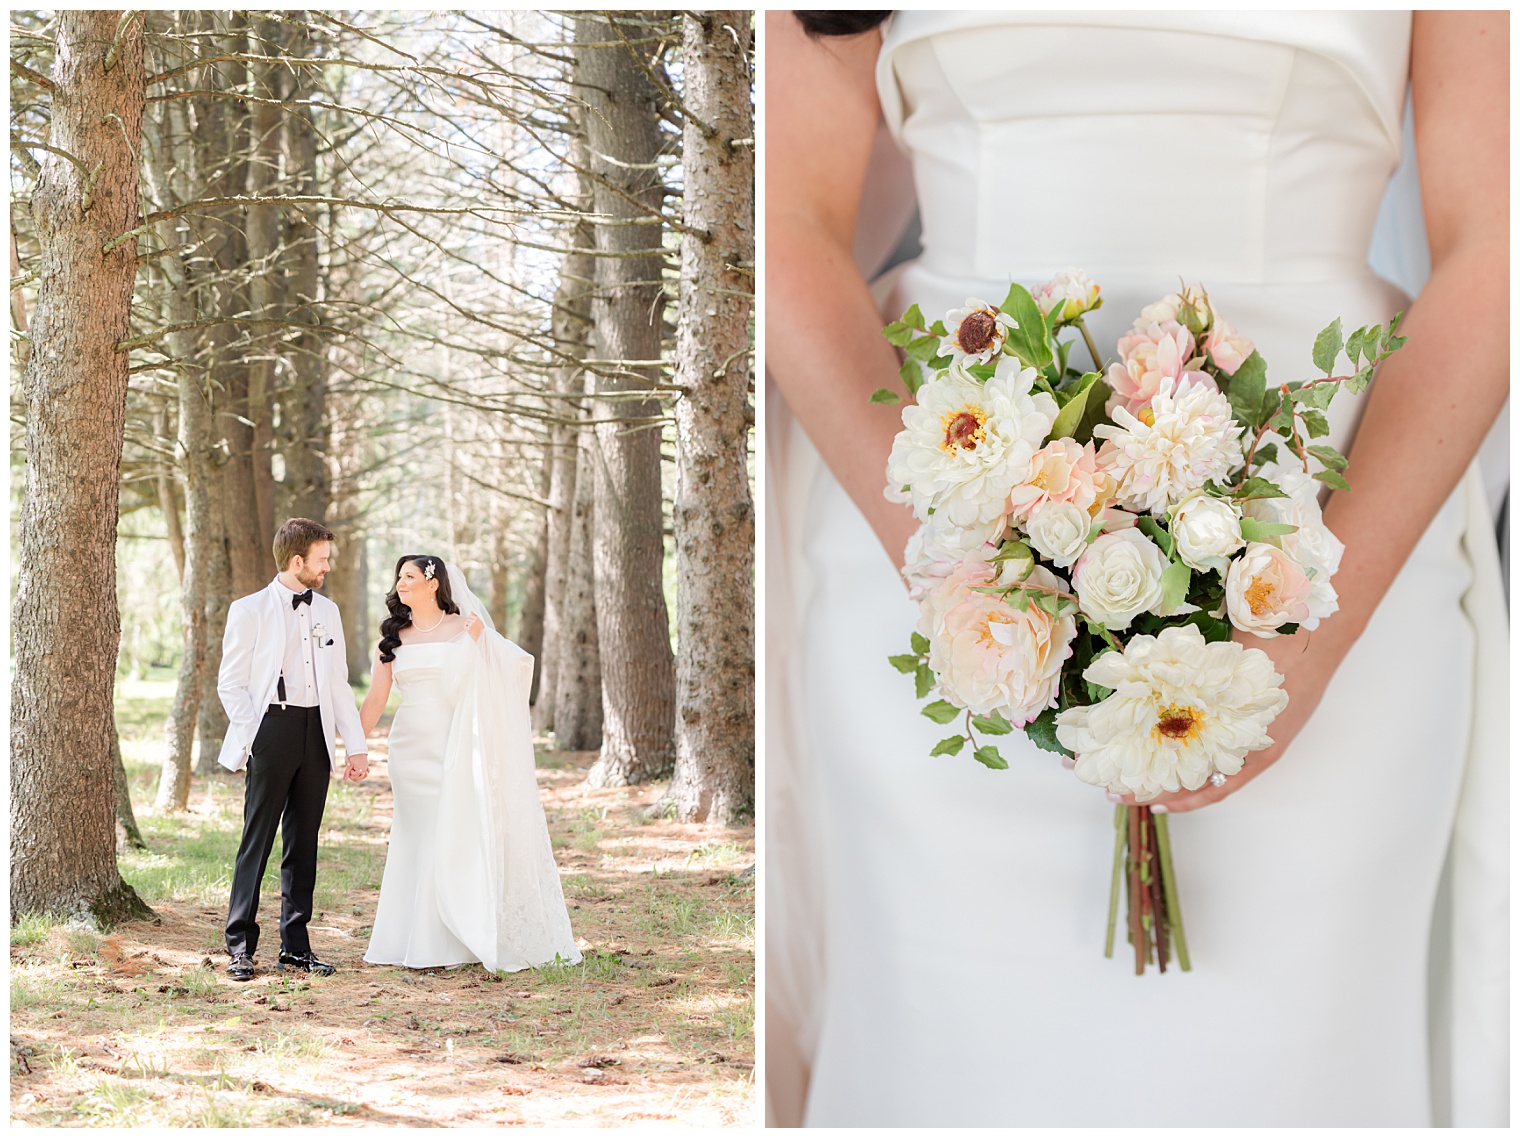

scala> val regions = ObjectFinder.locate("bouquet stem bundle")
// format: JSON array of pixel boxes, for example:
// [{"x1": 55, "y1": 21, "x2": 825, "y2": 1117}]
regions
[{"x1": 1107, "y1": 805, "x2": 1190, "y2": 975}]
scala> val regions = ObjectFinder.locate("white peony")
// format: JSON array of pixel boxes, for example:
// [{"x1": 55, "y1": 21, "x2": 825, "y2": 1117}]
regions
[
  {"x1": 1071, "y1": 528, "x2": 1167, "y2": 631},
  {"x1": 1024, "y1": 499, "x2": 1093, "y2": 569},
  {"x1": 1170, "y1": 492, "x2": 1244, "y2": 574},
  {"x1": 1095, "y1": 375, "x2": 1245, "y2": 516},
  {"x1": 1225, "y1": 541, "x2": 1313, "y2": 637},
  {"x1": 1031, "y1": 269, "x2": 1101, "y2": 324},
  {"x1": 1241, "y1": 461, "x2": 1343, "y2": 626},
  {"x1": 1055, "y1": 624, "x2": 1289, "y2": 801},
  {"x1": 918, "y1": 563, "x2": 1076, "y2": 728},
  {"x1": 938, "y1": 297, "x2": 1018, "y2": 366},
  {"x1": 886, "y1": 358, "x2": 1058, "y2": 528}
]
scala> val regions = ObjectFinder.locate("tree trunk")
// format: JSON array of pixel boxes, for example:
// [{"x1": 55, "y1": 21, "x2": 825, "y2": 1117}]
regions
[
  {"x1": 114, "y1": 726, "x2": 146, "y2": 851},
  {"x1": 665, "y1": 12, "x2": 755, "y2": 824},
  {"x1": 576, "y1": 15, "x2": 677, "y2": 786},
  {"x1": 244, "y1": 31, "x2": 281, "y2": 547},
  {"x1": 517, "y1": 493, "x2": 550, "y2": 706},
  {"x1": 275, "y1": 15, "x2": 328, "y2": 523},
  {"x1": 553, "y1": 403, "x2": 604, "y2": 751},
  {"x1": 153, "y1": 400, "x2": 186, "y2": 580},
  {"x1": 533, "y1": 197, "x2": 596, "y2": 733},
  {"x1": 11, "y1": 9, "x2": 154, "y2": 924}
]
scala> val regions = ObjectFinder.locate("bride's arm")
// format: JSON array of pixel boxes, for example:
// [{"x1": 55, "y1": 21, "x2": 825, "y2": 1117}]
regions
[
  {"x1": 360, "y1": 648, "x2": 392, "y2": 739},
  {"x1": 765, "y1": 12, "x2": 918, "y2": 566},
  {"x1": 1154, "y1": 10, "x2": 1508, "y2": 812}
]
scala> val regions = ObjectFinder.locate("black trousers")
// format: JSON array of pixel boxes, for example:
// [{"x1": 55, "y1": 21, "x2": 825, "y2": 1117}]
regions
[{"x1": 224, "y1": 705, "x2": 330, "y2": 958}]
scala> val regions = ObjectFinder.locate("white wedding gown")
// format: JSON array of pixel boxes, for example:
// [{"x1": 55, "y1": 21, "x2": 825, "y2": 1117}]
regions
[
  {"x1": 365, "y1": 630, "x2": 581, "y2": 972},
  {"x1": 767, "y1": 12, "x2": 1507, "y2": 1127}
]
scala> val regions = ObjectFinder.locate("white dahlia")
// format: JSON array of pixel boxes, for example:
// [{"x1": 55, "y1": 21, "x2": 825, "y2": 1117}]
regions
[
  {"x1": 919, "y1": 562, "x2": 1076, "y2": 727},
  {"x1": 1055, "y1": 624, "x2": 1288, "y2": 801},
  {"x1": 886, "y1": 358, "x2": 1058, "y2": 528},
  {"x1": 1241, "y1": 460, "x2": 1344, "y2": 627},
  {"x1": 1095, "y1": 376, "x2": 1245, "y2": 516},
  {"x1": 939, "y1": 297, "x2": 1018, "y2": 366}
]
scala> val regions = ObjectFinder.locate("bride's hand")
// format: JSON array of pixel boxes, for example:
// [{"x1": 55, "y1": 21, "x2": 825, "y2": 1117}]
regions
[
  {"x1": 464, "y1": 613, "x2": 484, "y2": 641},
  {"x1": 1117, "y1": 625, "x2": 1345, "y2": 813}
]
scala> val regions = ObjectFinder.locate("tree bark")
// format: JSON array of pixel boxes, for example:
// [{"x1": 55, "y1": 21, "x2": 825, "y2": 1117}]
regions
[
  {"x1": 516, "y1": 486, "x2": 551, "y2": 706},
  {"x1": 244, "y1": 18, "x2": 282, "y2": 545},
  {"x1": 576, "y1": 15, "x2": 677, "y2": 786},
  {"x1": 114, "y1": 726, "x2": 146, "y2": 851},
  {"x1": 665, "y1": 12, "x2": 755, "y2": 824},
  {"x1": 153, "y1": 400, "x2": 186, "y2": 580},
  {"x1": 553, "y1": 400, "x2": 604, "y2": 751},
  {"x1": 11, "y1": 9, "x2": 154, "y2": 924}
]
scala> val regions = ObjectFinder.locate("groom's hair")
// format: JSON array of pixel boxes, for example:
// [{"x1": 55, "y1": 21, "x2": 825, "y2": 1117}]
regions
[{"x1": 274, "y1": 518, "x2": 337, "y2": 570}]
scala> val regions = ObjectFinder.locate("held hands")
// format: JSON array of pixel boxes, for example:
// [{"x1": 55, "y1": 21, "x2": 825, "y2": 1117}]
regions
[
  {"x1": 464, "y1": 612, "x2": 485, "y2": 641},
  {"x1": 344, "y1": 753, "x2": 370, "y2": 782},
  {"x1": 1116, "y1": 625, "x2": 1344, "y2": 813}
]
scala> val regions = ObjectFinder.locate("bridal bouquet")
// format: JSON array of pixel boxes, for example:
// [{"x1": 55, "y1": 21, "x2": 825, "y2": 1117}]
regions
[{"x1": 874, "y1": 271, "x2": 1405, "y2": 974}]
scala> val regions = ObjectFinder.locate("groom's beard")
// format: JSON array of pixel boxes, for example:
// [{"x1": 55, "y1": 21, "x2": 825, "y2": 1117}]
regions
[{"x1": 293, "y1": 567, "x2": 326, "y2": 591}]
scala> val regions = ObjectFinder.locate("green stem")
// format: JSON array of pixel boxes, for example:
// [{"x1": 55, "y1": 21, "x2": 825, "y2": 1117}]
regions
[
  {"x1": 1153, "y1": 813, "x2": 1190, "y2": 972},
  {"x1": 1074, "y1": 316, "x2": 1105, "y2": 375},
  {"x1": 1104, "y1": 804, "x2": 1127, "y2": 958}
]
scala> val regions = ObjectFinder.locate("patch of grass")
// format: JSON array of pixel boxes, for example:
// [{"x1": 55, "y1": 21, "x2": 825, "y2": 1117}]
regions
[
  {"x1": 257, "y1": 1027, "x2": 327, "y2": 1061},
  {"x1": 12, "y1": 913, "x2": 54, "y2": 949},
  {"x1": 179, "y1": 1091, "x2": 256, "y2": 1127},
  {"x1": 65, "y1": 925, "x2": 104, "y2": 962},
  {"x1": 716, "y1": 996, "x2": 754, "y2": 1042},
  {"x1": 73, "y1": 1079, "x2": 158, "y2": 1126}
]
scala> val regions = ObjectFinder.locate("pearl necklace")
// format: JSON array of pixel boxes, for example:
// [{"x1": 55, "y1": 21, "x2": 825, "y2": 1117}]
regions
[{"x1": 412, "y1": 611, "x2": 446, "y2": 634}]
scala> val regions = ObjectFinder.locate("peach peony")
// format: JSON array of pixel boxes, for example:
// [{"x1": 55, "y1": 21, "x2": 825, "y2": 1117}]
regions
[
  {"x1": 1225, "y1": 542, "x2": 1313, "y2": 637},
  {"x1": 1007, "y1": 438, "x2": 1116, "y2": 524},
  {"x1": 1105, "y1": 320, "x2": 1211, "y2": 416}
]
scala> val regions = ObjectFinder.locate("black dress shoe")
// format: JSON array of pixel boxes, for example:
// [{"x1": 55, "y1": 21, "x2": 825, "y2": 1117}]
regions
[
  {"x1": 227, "y1": 952, "x2": 256, "y2": 982},
  {"x1": 277, "y1": 950, "x2": 336, "y2": 976}
]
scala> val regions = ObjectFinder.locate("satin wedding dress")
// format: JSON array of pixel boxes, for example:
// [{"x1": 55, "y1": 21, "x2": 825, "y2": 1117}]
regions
[
  {"x1": 767, "y1": 12, "x2": 1506, "y2": 1127},
  {"x1": 365, "y1": 579, "x2": 580, "y2": 973}
]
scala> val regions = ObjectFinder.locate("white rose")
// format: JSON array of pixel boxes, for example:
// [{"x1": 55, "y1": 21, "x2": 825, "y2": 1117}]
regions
[
  {"x1": 1170, "y1": 493, "x2": 1244, "y2": 574},
  {"x1": 1023, "y1": 500, "x2": 1092, "y2": 569},
  {"x1": 1071, "y1": 528, "x2": 1167, "y2": 631}
]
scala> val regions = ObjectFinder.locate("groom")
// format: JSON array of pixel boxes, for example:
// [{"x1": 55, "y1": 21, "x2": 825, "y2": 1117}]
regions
[{"x1": 217, "y1": 518, "x2": 370, "y2": 982}]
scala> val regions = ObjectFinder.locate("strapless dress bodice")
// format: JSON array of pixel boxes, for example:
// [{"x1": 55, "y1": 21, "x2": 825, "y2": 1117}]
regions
[{"x1": 391, "y1": 636, "x2": 473, "y2": 712}]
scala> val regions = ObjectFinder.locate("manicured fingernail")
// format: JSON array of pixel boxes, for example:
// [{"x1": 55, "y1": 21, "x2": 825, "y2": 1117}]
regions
[
  {"x1": 1105, "y1": 791, "x2": 1123, "y2": 804},
  {"x1": 1060, "y1": 756, "x2": 1076, "y2": 770},
  {"x1": 1151, "y1": 804, "x2": 1169, "y2": 814}
]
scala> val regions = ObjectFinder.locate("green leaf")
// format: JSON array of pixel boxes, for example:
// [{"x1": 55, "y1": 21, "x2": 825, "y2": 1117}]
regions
[
  {"x1": 990, "y1": 539, "x2": 1033, "y2": 564},
  {"x1": 1346, "y1": 363, "x2": 1374, "y2": 394},
  {"x1": 1006, "y1": 588, "x2": 1033, "y2": 612},
  {"x1": 869, "y1": 387, "x2": 901, "y2": 405},
  {"x1": 1306, "y1": 444, "x2": 1348, "y2": 470},
  {"x1": 1290, "y1": 383, "x2": 1335, "y2": 410},
  {"x1": 1023, "y1": 707, "x2": 1072, "y2": 756},
  {"x1": 929, "y1": 319, "x2": 947, "y2": 337},
  {"x1": 1312, "y1": 317, "x2": 1343, "y2": 374},
  {"x1": 1048, "y1": 371, "x2": 1101, "y2": 440},
  {"x1": 899, "y1": 359, "x2": 924, "y2": 396},
  {"x1": 1032, "y1": 591, "x2": 1063, "y2": 616},
  {"x1": 1251, "y1": 442, "x2": 1279, "y2": 467},
  {"x1": 1299, "y1": 409, "x2": 1329, "y2": 438},
  {"x1": 1234, "y1": 476, "x2": 1289, "y2": 501},
  {"x1": 965, "y1": 362, "x2": 997, "y2": 382},
  {"x1": 914, "y1": 663, "x2": 934, "y2": 700},
  {"x1": 904, "y1": 335, "x2": 942, "y2": 363},
  {"x1": 883, "y1": 321, "x2": 914, "y2": 347},
  {"x1": 1136, "y1": 515, "x2": 1175, "y2": 560},
  {"x1": 887, "y1": 653, "x2": 919, "y2": 674},
  {"x1": 910, "y1": 632, "x2": 930, "y2": 655},
  {"x1": 1223, "y1": 350, "x2": 1268, "y2": 429},
  {"x1": 971, "y1": 711, "x2": 1014, "y2": 735},
  {"x1": 1275, "y1": 622, "x2": 1300, "y2": 636},
  {"x1": 1084, "y1": 679, "x2": 1115, "y2": 703},
  {"x1": 998, "y1": 282, "x2": 1054, "y2": 371},
  {"x1": 1345, "y1": 325, "x2": 1369, "y2": 366},
  {"x1": 973, "y1": 745, "x2": 1009, "y2": 770},
  {"x1": 902, "y1": 303, "x2": 926, "y2": 332},
  {"x1": 930, "y1": 734, "x2": 966, "y2": 757},
  {"x1": 1157, "y1": 559, "x2": 1191, "y2": 614},
  {"x1": 921, "y1": 700, "x2": 961, "y2": 725},
  {"x1": 1182, "y1": 609, "x2": 1233, "y2": 643},
  {"x1": 1238, "y1": 517, "x2": 1297, "y2": 542},
  {"x1": 1314, "y1": 469, "x2": 1351, "y2": 492}
]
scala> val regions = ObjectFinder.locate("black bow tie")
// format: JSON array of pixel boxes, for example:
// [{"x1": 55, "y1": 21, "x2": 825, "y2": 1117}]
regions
[{"x1": 292, "y1": 589, "x2": 313, "y2": 610}]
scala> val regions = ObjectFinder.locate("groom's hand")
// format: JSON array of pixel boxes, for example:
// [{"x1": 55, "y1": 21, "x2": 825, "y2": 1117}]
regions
[{"x1": 344, "y1": 753, "x2": 370, "y2": 782}]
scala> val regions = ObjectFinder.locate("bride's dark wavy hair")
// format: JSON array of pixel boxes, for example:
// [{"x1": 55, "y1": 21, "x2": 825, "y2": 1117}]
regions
[
  {"x1": 795, "y1": 11, "x2": 891, "y2": 37},
  {"x1": 378, "y1": 554, "x2": 459, "y2": 664}
]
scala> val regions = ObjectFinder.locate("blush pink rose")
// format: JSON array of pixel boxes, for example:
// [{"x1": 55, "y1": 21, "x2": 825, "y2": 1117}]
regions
[
  {"x1": 1205, "y1": 315, "x2": 1255, "y2": 375},
  {"x1": 1105, "y1": 320, "x2": 1213, "y2": 416},
  {"x1": 1006, "y1": 439, "x2": 1116, "y2": 523}
]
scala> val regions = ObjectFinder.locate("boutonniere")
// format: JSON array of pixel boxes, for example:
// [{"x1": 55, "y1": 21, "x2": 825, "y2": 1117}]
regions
[{"x1": 313, "y1": 624, "x2": 334, "y2": 646}]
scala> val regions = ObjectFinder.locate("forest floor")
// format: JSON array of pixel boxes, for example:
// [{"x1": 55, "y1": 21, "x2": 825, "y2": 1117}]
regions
[{"x1": 10, "y1": 674, "x2": 755, "y2": 1127}]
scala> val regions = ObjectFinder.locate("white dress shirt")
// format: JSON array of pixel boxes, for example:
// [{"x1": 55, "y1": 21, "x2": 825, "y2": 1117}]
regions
[{"x1": 272, "y1": 578, "x2": 321, "y2": 708}]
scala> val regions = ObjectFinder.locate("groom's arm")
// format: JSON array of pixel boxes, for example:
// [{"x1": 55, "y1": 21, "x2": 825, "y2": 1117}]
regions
[
  {"x1": 217, "y1": 601, "x2": 262, "y2": 758},
  {"x1": 328, "y1": 611, "x2": 369, "y2": 771}
]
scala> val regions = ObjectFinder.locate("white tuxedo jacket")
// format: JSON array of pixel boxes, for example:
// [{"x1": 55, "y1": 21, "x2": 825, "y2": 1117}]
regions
[{"x1": 216, "y1": 581, "x2": 368, "y2": 773}]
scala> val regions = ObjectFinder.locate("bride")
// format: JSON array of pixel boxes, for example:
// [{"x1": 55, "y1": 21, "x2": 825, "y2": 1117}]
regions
[
  {"x1": 359, "y1": 555, "x2": 581, "y2": 972},
  {"x1": 766, "y1": 10, "x2": 1506, "y2": 1128}
]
